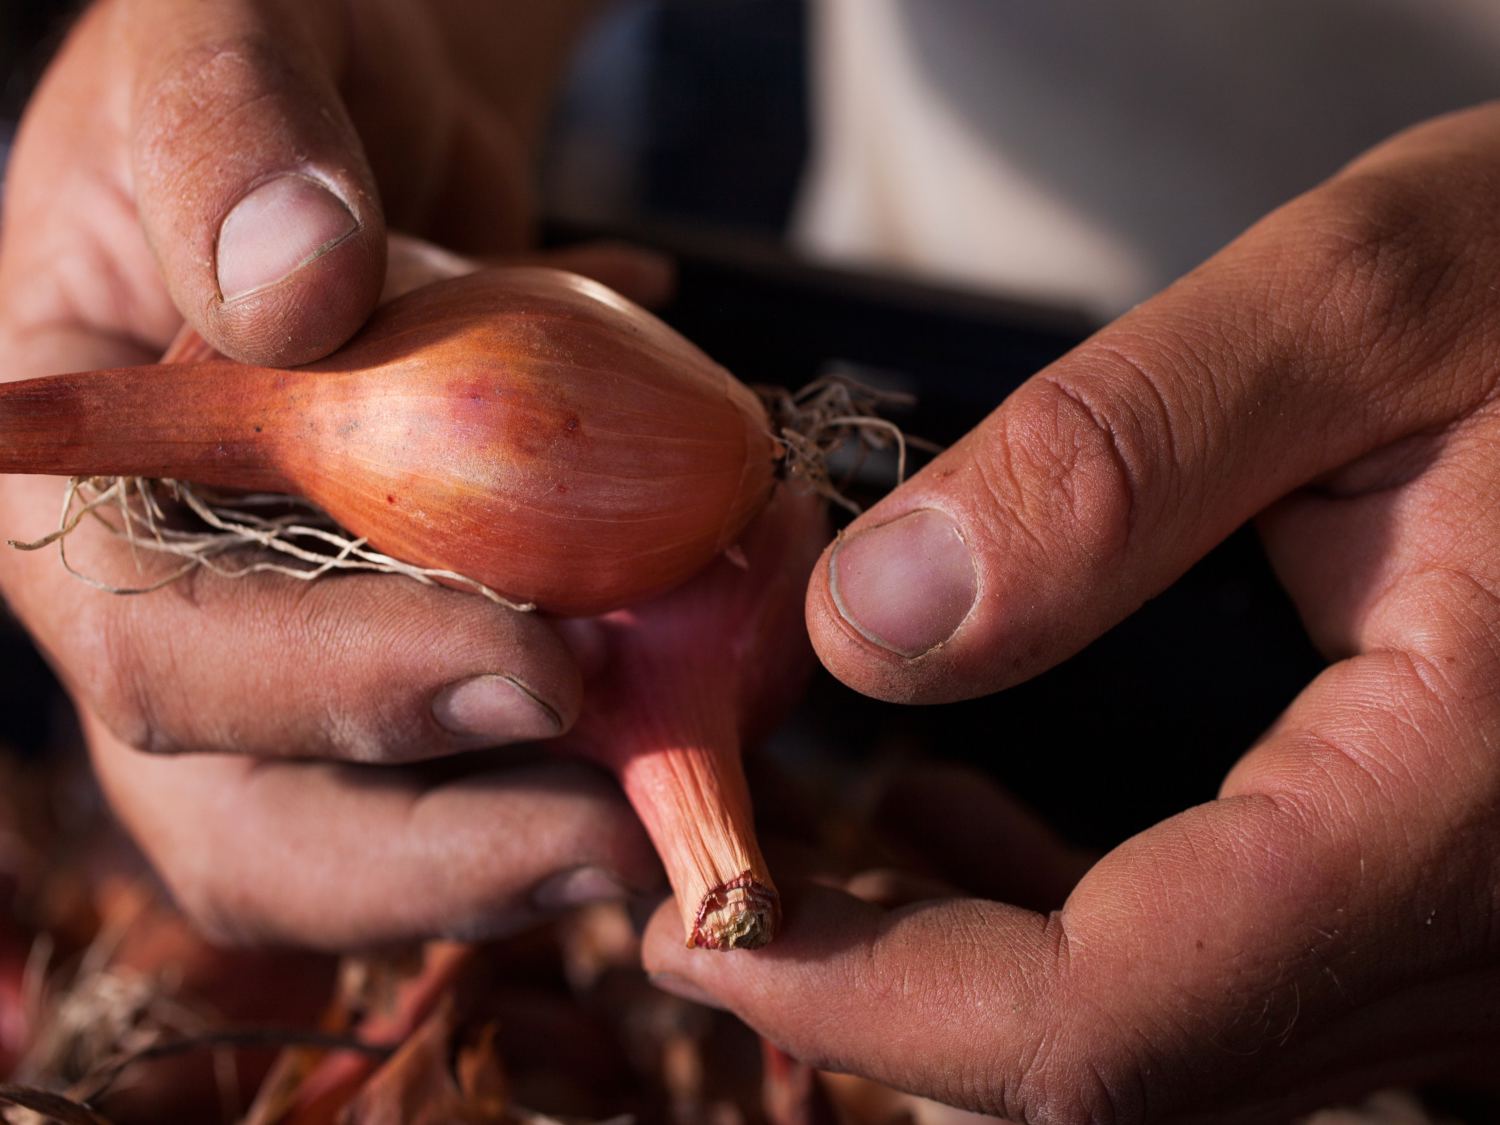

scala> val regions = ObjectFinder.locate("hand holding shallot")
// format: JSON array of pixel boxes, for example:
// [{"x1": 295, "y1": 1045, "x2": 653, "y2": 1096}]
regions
[
  {"x1": 0, "y1": 268, "x2": 777, "y2": 615},
  {"x1": 0, "y1": 0, "x2": 683, "y2": 953},
  {"x1": 1, "y1": 254, "x2": 835, "y2": 950}
]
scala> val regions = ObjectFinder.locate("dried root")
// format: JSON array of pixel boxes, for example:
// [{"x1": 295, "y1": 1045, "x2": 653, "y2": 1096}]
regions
[
  {"x1": 7, "y1": 476, "x2": 534, "y2": 610},
  {"x1": 758, "y1": 374, "x2": 939, "y2": 514}
]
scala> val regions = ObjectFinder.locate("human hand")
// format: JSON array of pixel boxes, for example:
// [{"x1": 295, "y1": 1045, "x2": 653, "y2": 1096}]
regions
[
  {"x1": 645, "y1": 105, "x2": 1500, "y2": 1120},
  {"x1": 0, "y1": 0, "x2": 676, "y2": 947}
]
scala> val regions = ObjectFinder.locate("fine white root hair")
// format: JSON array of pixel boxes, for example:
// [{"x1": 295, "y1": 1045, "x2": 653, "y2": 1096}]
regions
[{"x1": 7, "y1": 476, "x2": 534, "y2": 610}]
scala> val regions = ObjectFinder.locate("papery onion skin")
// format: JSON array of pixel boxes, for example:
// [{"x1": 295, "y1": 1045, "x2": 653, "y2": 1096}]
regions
[{"x1": 0, "y1": 268, "x2": 779, "y2": 615}]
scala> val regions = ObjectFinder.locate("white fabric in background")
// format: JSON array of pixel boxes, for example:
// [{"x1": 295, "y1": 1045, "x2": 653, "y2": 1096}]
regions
[{"x1": 797, "y1": 0, "x2": 1500, "y2": 316}]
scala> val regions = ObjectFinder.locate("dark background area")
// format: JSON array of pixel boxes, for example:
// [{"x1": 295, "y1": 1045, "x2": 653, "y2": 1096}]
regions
[
  {"x1": 0, "y1": 0, "x2": 71, "y2": 126},
  {"x1": 0, "y1": 0, "x2": 1324, "y2": 856}
]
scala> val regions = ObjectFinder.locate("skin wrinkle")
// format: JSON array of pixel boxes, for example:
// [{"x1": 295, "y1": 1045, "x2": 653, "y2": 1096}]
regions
[
  {"x1": 1270, "y1": 259, "x2": 1412, "y2": 424},
  {"x1": 33, "y1": 224, "x2": 140, "y2": 350},
  {"x1": 1300, "y1": 173, "x2": 1452, "y2": 328},
  {"x1": 860, "y1": 904, "x2": 1006, "y2": 1081},
  {"x1": 971, "y1": 432, "x2": 1048, "y2": 562},
  {"x1": 993, "y1": 912, "x2": 1102, "y2": 1122},
  {"x1": 1307, "y1": 525, "x2": 1486, "y2": 655},
  {"x1": 1370, "y1": 709, "x2": 1446, "y2": 798},
  {"x1": 68, "y1": 185, "x2": 164, "y2": 341},
  {"x1": 1005, "y1": 1019, "x2": 1067, "y2": 1125},
  {"x1": 1364, "y1": 564, "x2": 1500, "y2": 664},
  {"x1": 1267, "y1": 697, "x2": 1479, "y2": 883},
  {"x1": 1026, "y1": 1022, "x2": 1139, "y2": 1125},
  {"x1": 1169, "y1": 324, "x2": 1240, "y2": 464},
  {"x1": 1132, "y1": 313, "x2": 1247, "y2": 532},
  {"x1": 94, "y1": 599, "x2": 171, "y2": 754},
  {"x1": 1104, "y1": 792, "x2": 1338, "y2": 1032},
  {"x1": 10, "y1": 109, "x2": 155, "y2": 343},
  {"x1": 1295, "y1": 193, "x2": 1497, "y2": 425},
  {"x1": 1007, "y1": 377, "x2": 1137, "y2": 573},
  {"x1": 1139, "y1": 320, "x2": 1231, "y2": 497},
  {"x1": 172, "y1": 579, "x2": 352, "y2": 756},
  {"x1": 134, "y1": 45, "x2": 325, "y2": 177},
  {"x1": 1033, "y1": 372, "x2": 1142, "y2": 563},
  {"x1": 1307, "y1": 419, "x2": 1459, "y2": 499},
  {"x1": 1080, "y1": 330, "x2": 1192, "y2": 478},
  {"x1": 1282, "y1": 727, "x2": 1402, "y2": 816},
  {"x1": 150, "y1": 86, "x2": 291, "y2": 196},
  {"x1": 1381, "y1": 651, "x2": 1465, "y2": 734},
  {"x1": 1406, "y1": 564, "x2": 1500, "y2": 639}
]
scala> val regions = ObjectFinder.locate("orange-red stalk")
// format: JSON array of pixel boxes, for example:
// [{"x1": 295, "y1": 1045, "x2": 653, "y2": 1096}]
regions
[{"x1": 563, "y1": 487, "x2": 823, "y2": 948}]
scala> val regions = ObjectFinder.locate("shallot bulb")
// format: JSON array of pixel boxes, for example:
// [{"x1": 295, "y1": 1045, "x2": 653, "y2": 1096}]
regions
[{"x1": 0, "y1": 268, "x2": 779, "y2": 615}]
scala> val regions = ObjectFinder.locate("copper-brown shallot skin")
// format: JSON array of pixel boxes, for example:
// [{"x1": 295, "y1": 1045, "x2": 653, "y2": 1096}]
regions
[{"x1": 0, "y1": 268, "x2": 780, "y2": 615}]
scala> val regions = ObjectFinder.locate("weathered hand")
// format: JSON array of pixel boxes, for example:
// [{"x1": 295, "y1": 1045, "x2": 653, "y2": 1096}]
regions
[
  {"x1": 0, "y1": 0, "x2": 672, "y2": 947},
  {"x1": 647, "y1": 105, "x2": 1500, "y2": 1121}
]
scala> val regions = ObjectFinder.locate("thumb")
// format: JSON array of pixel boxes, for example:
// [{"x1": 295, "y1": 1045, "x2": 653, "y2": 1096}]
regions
[
  {"x1": 805, "y1": 118, "x2": 1500, "y2": 703},
  {"x1": 123, "y1": 0, "x2": 384, "y2": 365}
]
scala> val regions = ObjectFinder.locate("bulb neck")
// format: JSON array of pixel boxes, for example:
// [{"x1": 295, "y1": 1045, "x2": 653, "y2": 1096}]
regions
[{"x1": 0, "y1": 363, "x2": 293, "y2": 490}]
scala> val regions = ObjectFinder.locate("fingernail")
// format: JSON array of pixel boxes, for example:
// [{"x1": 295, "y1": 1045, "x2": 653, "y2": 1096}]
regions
[
  {"x1": 649, "y1": 972, "x2": 727, "y2": 1010},
  {"x1": 217, "y1": 174, "x2": 358, "y2": 302},
  {"x1": 532, "y1": 865, "x2": 629, "y2": 910},
  {"x1": 829, "y1": 508, "x2": 977, "y2": 657},
  {"x1": 432, "y1": 675, "x2": 562, "y2": 745}
]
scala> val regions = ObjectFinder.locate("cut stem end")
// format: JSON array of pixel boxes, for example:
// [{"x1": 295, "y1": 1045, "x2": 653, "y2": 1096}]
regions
[{"x1": 688, "y1": 872, "x2": 781, "y2": 951}]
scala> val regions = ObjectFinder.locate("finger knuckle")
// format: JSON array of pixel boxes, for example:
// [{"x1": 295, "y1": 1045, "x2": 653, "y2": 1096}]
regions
[
  {"x1": 304, "y1": 678, "x2": 428, "y2": 764},
  {"x1": 971, "y1": 914, "x2": 1156, "y2": 1125},
  {"x1": 321, "y1": 702, "x2": 426, "y2": 764},
  {"x1": 220, "y1": 579, "x2": 432, "y2": 763},
  {"x1": 1003, "y1": 1027, "x2": 1151, "y2": 1125},
  {"x1": 983, "y1": 358, "x2": 1164, "y2": 573},
  {"x1": 1365, "y1": 567, "x2": 1500, "y2": 733},
  {"x1": 294, "y1": 589, "x2": 447, "y2": 763},
  {"x1": 77, "y1": 607, "x2": 181, "y2": 756},
  {"x1": 164, "y1": 861, "x2": 268, "y2": 948}
]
